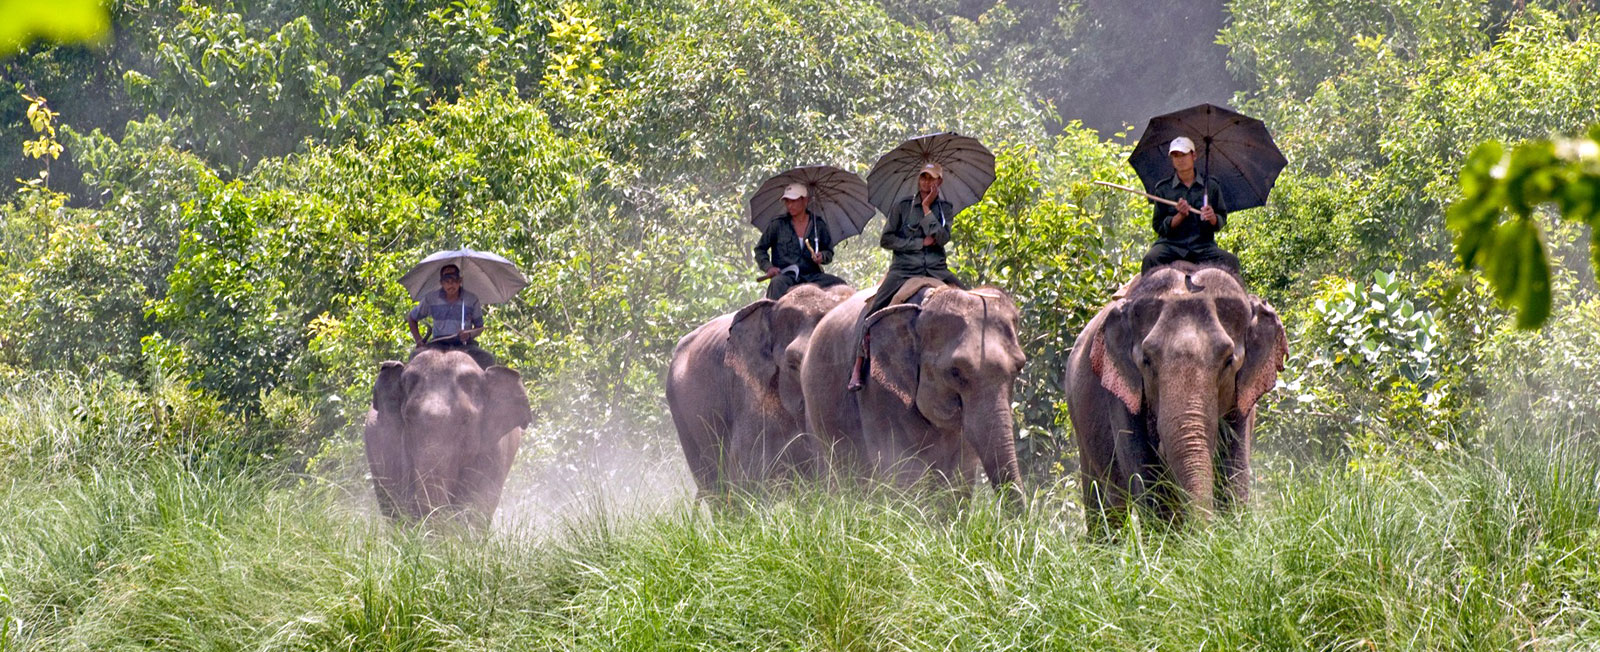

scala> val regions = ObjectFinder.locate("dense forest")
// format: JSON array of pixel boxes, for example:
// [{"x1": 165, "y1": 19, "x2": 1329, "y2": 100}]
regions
[{"x1": 3, "y1": 0, "x2": 1600, "y2": 647}]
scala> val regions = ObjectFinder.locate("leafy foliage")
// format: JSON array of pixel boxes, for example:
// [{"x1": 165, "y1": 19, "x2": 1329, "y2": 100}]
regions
[
  {"x1": 1224, "y1": 5, "x2": 1600, "y2": 307},
  {"x1": 1263, "y1": 269, "x2": 1467, "y2": 464},
  {"x1": 0, "y1": 0, "x2": 109, "y2": 55},
  {"x1": 954, "y1": 135, "x2": 1141, "y2": 473},
  {"x1": 1448, "y1": 125, "x2": 1600, "y2": 328}
]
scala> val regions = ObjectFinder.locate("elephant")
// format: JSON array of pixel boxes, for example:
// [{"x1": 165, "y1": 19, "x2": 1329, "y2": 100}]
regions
[
  {"x1": 364, "y1": 346, "x2": 532, "y2": 525},
  {"x1": 802, "y1": 284, "x2": 1026, "y2": 497},
  {"x1": 1066, "y1": 262, "x2": 1287, "y2": 532},
  {"x1": 666, "y1": 282, "x2": 855, "y2": 499}
]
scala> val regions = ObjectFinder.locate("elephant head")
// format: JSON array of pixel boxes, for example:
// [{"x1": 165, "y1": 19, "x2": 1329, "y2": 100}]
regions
[
  {"x1": 1090, "y1": 265, "x2": 1286, "y2": 516},
  {"x1": 864, "y1": 287, "x2": 1026, "y2": 492},
  {"x1": 727, "y1": 284, "x2": 855, "y2": 425},
  {"x1": 722, "y1": 283, "x2": 854, "y2": 481},
  {"x1": 365, "y1": 348, "x2": 532, "y2": 524}
]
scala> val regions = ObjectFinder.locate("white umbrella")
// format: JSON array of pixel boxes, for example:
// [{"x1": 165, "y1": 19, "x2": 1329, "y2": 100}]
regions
[
  {"x1": 866, "y1": 132, "x2": 995, "y2": 216},
  {"x1": 747, "y1": 165, "x2": 876, "y2": 241},
  {"x1": 399, "y1": 248, "x2": 528, "y2": 304}
]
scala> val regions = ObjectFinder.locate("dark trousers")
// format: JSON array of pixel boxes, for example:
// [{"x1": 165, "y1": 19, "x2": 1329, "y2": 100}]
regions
[
  {"x1": 864, "y1": 267, "x2": 964, "y2": 318},
  {"x1": 1141, "y1": 242, "x2": 1240, "y2": 274},
  {"x1": 765, "y1": 272, "x2": 848, "y2": 301},
  {"x1": 855, "y1": 267, "x2": 965, "y2": 358}
]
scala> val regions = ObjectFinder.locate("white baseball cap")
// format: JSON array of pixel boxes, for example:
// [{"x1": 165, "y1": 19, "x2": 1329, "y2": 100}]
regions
[
  {"x1": 918, "y1": 162, "x2": 945, "y2": 179},
  {"x1": 1169, "y1": 136, "x2": 1196, "y2": 155},
  {"x1": 782, "y1": 183, "x2": 808, "y2": 200}
]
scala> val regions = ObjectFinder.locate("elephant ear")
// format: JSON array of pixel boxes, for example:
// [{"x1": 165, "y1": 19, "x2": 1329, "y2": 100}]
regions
[
  {"x1": 727, "y1": 299, "x2": 778, "y2": 391},
  {"x1": 1091, "y1": 302, "x2": 1143, "y2": 414},
  {"x1": 372, "y1": 361, "x2": 406, "y2": 415},
  {"x1": 866, "y1": 304, "x2": 921, "y2": 410},
  {"x1": 1235, "y1": 298, "x2": 1288, "y2": 414},
  {"x1": 481, "y1": 366, "x2": 532, "y2": 440},
  {"x1": 367, "y1": 360, "x2": 409, "y2": 520}
]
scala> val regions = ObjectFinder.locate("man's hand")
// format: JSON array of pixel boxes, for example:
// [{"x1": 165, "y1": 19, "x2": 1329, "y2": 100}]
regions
[
  {"x1": 811, "y1": 251, "x2": 824, "y2": 264},
  {"x1": 1200, "y1": 204, "x2": 1217, "y2": 226},
  {"x1": 922, "y1": 235, "x2": 935, "y2": 247},
  {"x1": 1172, "y1": 198, "x2": 1191, "y2": 227},
  {"x1": 921, "y1": 193, "x2": 937, "y2": 214},
  {"x1": 765, "y1": 266, "x2": 780, "y2": 279}
]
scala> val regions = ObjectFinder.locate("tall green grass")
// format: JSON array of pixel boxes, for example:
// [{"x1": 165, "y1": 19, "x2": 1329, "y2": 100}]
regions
[{"x1": 1, "y1": 383, "x2": 1596, "y2": 650}]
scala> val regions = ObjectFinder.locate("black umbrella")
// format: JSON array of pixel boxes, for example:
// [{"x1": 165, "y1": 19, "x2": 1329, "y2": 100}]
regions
[
  {"x1": 748, "y1": 165, "x2": 875, "y2": 241},
  {"x1": 1128, "y1": 104, "x2": 1287, "y2": 212},
  {"x1": 867, "y1": 132, "x2": 995, "y2": 216}
]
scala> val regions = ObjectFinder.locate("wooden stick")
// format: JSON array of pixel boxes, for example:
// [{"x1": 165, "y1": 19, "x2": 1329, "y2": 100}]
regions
[{"x1": 1092, "y1": 180, "x2": 1180, "y2": 207}]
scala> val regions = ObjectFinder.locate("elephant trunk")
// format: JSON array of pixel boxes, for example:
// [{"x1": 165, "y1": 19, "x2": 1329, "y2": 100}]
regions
[
  {"x1": 963, "y1": 389, "x2": 1023, "y2": 500},
  {"x1": 1157, "y1": 379, "x2": 1218, "y2": 518},
  {"x1": 780, "y1": 334, "x2": 811, "y2": 423},
  {"x1": 407, "y1": 401, "x2": 480, "y2": 519}
]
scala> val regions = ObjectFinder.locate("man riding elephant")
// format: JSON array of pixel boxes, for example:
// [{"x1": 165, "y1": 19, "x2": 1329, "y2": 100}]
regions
[
  {"x1": 753, "y1": 183, "x2": 849, "y2": 301},
  {"x1": 1140, "y1": 136, "x2": 1240, "y2": 274},
  {"x1": 847, "y1": 162, "x2": 966, "y2": 391},
  {"x1": 407, "y1": 264, "x2": 495, "y2": 368}
]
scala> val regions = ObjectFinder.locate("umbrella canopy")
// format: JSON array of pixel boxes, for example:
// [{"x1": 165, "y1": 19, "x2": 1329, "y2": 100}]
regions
[
  {"x1": 399, "y1": 248, "x2": 528, "y2": 304},
  {"x1": 1128, "y1": 103, "x2": 1288, "y2": 212},
  {"x1": 866, "y1": 132, "x2": 995, "y2": 216},
  {"x1": 747, "y1": 165, "x2": 876, "y2": 241}
]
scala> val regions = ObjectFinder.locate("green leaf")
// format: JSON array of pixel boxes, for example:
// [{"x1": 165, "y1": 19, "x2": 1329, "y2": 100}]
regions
[{"x1": 1511, "y1": 220, "x2": 1550, "y2": 329}]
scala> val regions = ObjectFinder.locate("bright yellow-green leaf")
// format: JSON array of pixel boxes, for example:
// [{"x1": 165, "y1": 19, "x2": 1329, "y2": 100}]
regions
[{"x1": 0, "y1": 0, "x2": 109, "y2": 55}]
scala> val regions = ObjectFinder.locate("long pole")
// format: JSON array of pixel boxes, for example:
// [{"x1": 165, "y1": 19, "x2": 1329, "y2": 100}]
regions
[{"x1": 1092, "y1": 180, "x2": 1182, "y2": 208}]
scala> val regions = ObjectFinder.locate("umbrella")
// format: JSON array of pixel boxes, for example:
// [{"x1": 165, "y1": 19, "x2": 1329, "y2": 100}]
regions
[
  {"x1": 747, "y1": 165, "x2": 875, "y2": 241},
  {"x1": 1128, "y1": 103, "x2": 1287, "y2": 212},
  {"x1": 399, "y1": 248, "x2": 528, "y2": 304},
  {"x1": 866, "y1": 132, "x2": 995, "y2": 216}
]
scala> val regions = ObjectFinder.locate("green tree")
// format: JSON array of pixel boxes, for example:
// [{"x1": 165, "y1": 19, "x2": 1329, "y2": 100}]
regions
[
  {"x1": 953, "y1": 131, "x2": 1142, "y2": 473},
  {"x1": 1222, "y1": 7, "x2": 1600, "y2": 305}
]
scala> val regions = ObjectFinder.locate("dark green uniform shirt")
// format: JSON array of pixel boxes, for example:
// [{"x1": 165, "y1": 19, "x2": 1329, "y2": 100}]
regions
[
  {"x1": 880, "y1": 195, "x2": 954, "y2": 276},
  {"x1": 754, "y1": 212, "x2": 835, "y2": 277},
  {"x1": 1151, "y1": 173, "x2": 1228, "y2": 253}
]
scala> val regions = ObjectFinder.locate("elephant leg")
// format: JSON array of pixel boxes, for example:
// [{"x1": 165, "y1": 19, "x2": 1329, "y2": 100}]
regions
[
  {"x1": 727, "y1": 421, "x2": 768, "y2": 492},
  {"x1": 775, "y1": 431, "x2": 824, "y2": 484},
  {"x1": 690, "y1": 420, "x2": 730, "y2": 500},
  {"x1": 456, "y1": 428, "x2": 521, "y2": 525},
  {"x1": 1110, "y1": 408, "x2": 1161, "y2": 509},
  {"x1": 1219, "y1": 410, "x2": 1256, "y2": 513}
]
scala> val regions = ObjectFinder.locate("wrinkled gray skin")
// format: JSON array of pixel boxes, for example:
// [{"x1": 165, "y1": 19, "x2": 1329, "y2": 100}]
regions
[
  {"x1": 1067, "y1": 263, "x2": 1287, "y2": 531},
  {"x1": 803, "y1": 286, "x2": 1026, "y2": 496},
  {"x1": 364, "y1": 348, "x2": 532, "y2": 526},
  {"x1": 666, "y1": 283, "x2": 855, "y2": 498}
]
